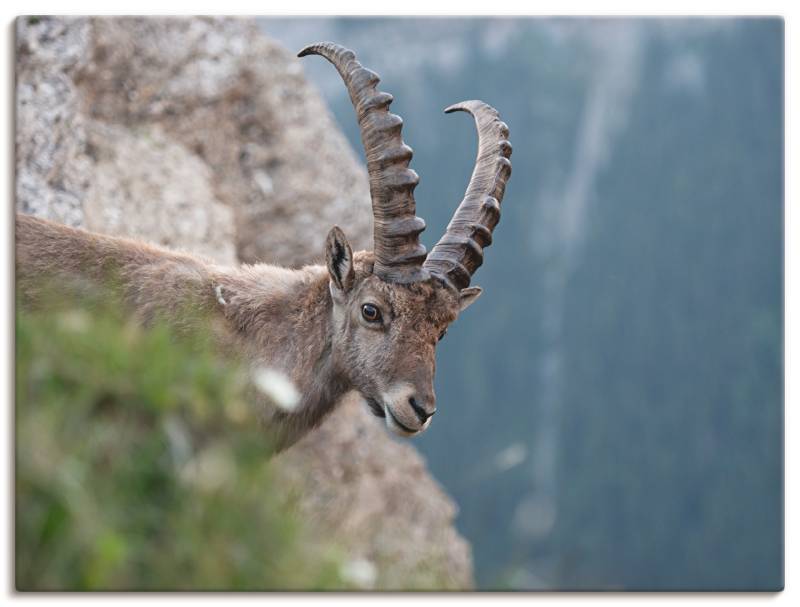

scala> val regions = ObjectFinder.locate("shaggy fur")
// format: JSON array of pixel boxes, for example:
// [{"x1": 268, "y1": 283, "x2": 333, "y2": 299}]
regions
[{"x1": 16, "y1": 214, "x2": 479, "y2": 450}]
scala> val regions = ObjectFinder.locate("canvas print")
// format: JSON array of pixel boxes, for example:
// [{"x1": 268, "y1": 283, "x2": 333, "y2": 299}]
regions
[{"x1": 14, "y1": 16, "x2": 783, "y2": 591}]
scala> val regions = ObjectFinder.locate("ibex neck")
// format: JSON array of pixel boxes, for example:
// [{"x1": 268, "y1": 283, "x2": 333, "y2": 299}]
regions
[{"x1": 215, "y1": 263, "x2": 347, "y2": 449}]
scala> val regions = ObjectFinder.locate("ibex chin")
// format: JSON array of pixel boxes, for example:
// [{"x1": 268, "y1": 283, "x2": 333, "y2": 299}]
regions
[{"x1": 16, "y1": 42, "x2": 512, "y2": 450}]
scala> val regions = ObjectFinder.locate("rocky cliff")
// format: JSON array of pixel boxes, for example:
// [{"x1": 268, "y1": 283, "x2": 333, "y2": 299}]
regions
[{"x1": 15, "y1": 16, "x2": 472, "y2": 590}]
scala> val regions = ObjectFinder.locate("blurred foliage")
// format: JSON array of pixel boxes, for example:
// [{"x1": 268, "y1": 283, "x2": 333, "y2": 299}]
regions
[{"x1": 15, "y1": 291, "x2": 346, "y2": 591}]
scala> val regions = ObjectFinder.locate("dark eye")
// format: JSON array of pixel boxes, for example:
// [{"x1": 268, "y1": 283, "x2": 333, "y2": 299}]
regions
[
  {"x1": 438, "y1": 328, "x2": 447, "y2": 342},
  {"x1": 361, "y1": 303, "x2": 382, "y2": 323}
]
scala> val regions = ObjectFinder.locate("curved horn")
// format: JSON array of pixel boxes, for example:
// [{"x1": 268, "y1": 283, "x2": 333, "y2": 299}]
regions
[
  {"x1": 423, "y1": 100, "x2": 512, "y2": 290},
  {"x1": 298, "y1": 42, "x2": 427, "y2": 283}
]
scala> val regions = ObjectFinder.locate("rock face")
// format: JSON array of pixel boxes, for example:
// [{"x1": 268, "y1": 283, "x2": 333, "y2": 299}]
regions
[
  {"x1": 15, "y1": 16, "x2": 473, "y2": 590},
  {"x1": 278, "y1": 394, "x2": 472, "y2": 590}
]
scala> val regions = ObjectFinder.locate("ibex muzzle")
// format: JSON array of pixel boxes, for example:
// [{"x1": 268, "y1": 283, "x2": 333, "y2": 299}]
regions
[{"x1": 302, "y1": 43, "x2": 512, "y2": 437}]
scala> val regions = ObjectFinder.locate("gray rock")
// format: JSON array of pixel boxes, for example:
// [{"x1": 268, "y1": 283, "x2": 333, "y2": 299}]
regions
[
  {"x1": 15, "y1": 15, "x2": 473, "y2": 589},
  {"x1": 73, "y1": 16, "x2": 373, "y2": 266},
  {"x1": 16, "y1": 17, "x2": 92, "y2": 227},
  {"x1": 277, "y1": 393, "x2": 474, "y2": 590},
  {"x1": 84, "y1": 121, "x2": 236, "y2": 263}
]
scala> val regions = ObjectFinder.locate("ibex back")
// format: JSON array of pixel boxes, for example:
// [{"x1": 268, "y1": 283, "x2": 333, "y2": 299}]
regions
[{"x1": 16, "y1": 42, "x2": 512, "y2": 451}]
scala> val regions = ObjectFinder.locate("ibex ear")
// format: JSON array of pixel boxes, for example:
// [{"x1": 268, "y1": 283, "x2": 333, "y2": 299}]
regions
[
  {"x1": 325, "y1": 226, "x2": 355, "y2": 296},
  {"x1": 459, "y1": 286, "x2": 482, "y2": 312}
]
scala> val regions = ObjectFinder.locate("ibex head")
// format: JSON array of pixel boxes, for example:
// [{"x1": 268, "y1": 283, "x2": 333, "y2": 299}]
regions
[{"x1": 300, "y1": 43, "x2": 512, "y2": 437}]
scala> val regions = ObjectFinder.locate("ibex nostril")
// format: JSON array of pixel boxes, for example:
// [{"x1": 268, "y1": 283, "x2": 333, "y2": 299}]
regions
[{"x1": 409, "y1": 396, "x2": 435, "y2": 422}]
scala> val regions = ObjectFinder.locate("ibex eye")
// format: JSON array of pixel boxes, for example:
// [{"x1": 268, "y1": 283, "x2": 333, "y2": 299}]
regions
[
  {"x1": 361, "y1": 303, "x2": 381, "y2": 323},
  {"x1": 438, "y1": 328, "x2": 447, "y2": 342}
]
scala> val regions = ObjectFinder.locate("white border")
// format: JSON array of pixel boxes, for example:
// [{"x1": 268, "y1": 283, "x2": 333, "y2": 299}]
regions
[{"x1": 1, "y1": 3, "x2": 793, "y2": 606}]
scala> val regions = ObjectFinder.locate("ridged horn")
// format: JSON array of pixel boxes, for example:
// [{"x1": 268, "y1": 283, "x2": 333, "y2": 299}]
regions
[
  {"x1": 298, "y1": 42, "x2": 428, "y2": 283},
  {"x1": 424, "y1": 100, "x2": 512, "y2": 290}
]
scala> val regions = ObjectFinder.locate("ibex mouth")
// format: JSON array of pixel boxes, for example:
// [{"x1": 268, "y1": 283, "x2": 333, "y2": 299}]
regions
[
  {"x1": 384, "y1": 405, "x2": 420, "y2": 436},
  {"x1": 365, "y1": 396, "x2": 421, "y2": 436},
  {"x1": 365, "y1": 397, "x2": 386, "y2": 419}
]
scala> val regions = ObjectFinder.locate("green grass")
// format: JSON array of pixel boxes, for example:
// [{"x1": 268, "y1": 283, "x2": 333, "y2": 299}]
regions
[{"x1": 15, "y1": 291, "x2": 346, "y2": 590}]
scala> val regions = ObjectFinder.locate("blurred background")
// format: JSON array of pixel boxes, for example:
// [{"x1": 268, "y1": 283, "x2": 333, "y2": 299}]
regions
[{"x1": 262, "y1": 17, "x2": 784, "y2": 590}]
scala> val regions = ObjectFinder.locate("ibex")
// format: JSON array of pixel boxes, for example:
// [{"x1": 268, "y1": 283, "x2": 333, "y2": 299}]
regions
[{"x1": 16, "y1": 42, "x2": 512, "y2": 450}]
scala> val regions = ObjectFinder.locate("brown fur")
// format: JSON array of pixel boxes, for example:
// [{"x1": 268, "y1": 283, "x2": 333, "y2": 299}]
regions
[{"x1": 16, "y1": 214, "x2": 479, "y2": 450}]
